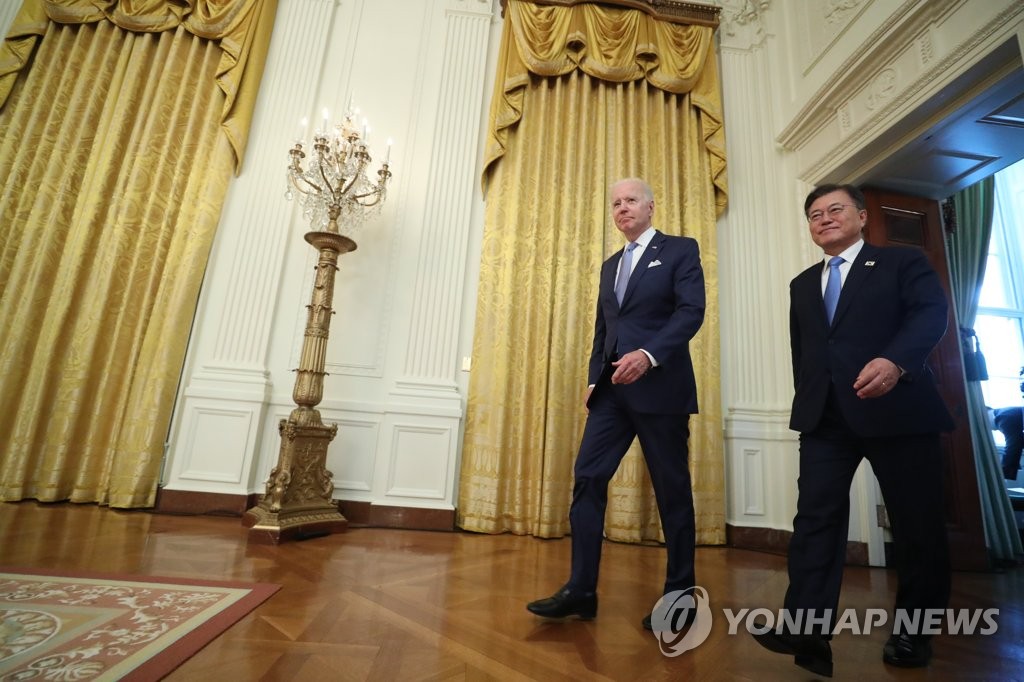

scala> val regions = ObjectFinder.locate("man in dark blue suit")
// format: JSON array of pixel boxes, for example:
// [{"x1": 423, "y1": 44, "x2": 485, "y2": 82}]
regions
[
  {"x1": 526, "y1": 178, "x2": 705, "y2": 630},
  {"x1": 752, "y1": 184, "x2": 953, "y2": 677}
]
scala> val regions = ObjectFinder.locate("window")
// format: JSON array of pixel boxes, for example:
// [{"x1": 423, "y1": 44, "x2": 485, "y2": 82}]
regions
[{"x1": 977, "y1": 157, "x2": 1024, "y2": 410}]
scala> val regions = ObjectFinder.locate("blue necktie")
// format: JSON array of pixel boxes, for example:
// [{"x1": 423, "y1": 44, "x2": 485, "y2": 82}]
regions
[
  {"x1": 615, "y1": 242, "x2": 638, "y2": 305},
  {"x1": 823, "y1": 255, "x2": 844, "y2": 324}
]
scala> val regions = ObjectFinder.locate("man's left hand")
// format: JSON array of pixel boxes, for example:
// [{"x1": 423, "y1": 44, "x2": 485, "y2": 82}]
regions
[
  {"x1": 854, "y1": 357, "x2": 900, "y2": 399},
  {"x1": 611, "y1": 351, "x2": 651, "y2": 385}
]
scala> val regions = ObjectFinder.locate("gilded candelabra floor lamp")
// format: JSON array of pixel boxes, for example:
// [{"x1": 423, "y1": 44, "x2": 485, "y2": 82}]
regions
[{"x1": 244, "y1": 107, "x2": 392, "y2": 543}]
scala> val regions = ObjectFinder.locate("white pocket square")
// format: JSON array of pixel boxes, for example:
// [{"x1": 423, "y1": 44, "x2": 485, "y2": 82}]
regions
[{"x1": 647, "y1": 260, "x2": 662, "y2": 268}]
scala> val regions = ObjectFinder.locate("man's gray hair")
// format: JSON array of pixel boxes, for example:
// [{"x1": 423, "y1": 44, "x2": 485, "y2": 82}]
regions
[{"x1": 611, "y1": 177, "x2": 654, "y2": 202}]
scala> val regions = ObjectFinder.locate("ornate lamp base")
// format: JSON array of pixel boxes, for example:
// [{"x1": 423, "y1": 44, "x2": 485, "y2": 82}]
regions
[
  {"x1": 243, "y1": 411, "x2": 348, "y2": 544},
  {"x1": 242, "y1": 220, "x2": 358, "y2": 543}
]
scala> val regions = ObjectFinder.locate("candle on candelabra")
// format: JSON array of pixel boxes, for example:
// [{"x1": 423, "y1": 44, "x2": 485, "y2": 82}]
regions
[
  {"x1": 286, "y1": 106, "x2": 394, "y2": 236},
  {"x1": 385, "y1": 138, "x2": 392, "y2": 163}
]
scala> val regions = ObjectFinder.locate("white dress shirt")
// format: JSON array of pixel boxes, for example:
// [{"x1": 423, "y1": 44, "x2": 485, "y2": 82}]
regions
[
  {"x1": 820, "y1": 238, "x2": 865, "y2": 295},
  {"x1": 616, "y1": 225, "x2": 657, "y2": 282}
]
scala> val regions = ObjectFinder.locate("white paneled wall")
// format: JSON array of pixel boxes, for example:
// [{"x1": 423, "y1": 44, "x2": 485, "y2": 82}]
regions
[
  {"x1": 0, "y1": 5, "x2": 16, "y2": 39},
  {"x1": 717, "y1": 1, "x2": 805, "y2": 537},
  {"x1": 164, "y1": 0, "x2": 498, "y2": 514}
]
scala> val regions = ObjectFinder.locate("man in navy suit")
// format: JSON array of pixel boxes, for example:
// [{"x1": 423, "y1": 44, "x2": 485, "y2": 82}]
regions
[
  {"x1": 526, "y1": 178, "x2": 705, "y2": 630},
  {"x1": 752, "y1": 184, "x2": 953, "y2": 677}
]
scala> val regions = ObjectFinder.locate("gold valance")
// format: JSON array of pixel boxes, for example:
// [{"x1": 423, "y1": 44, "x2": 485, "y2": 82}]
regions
[
  {"x1": 483, "y1": 0, "x2": 726, "y2": 213},
  {"x1": 0, "y1": 0, "x2": 278, "y2": 172},
  {"x1": 500, "y1": 0, "x2": 721, "y2": 27}
]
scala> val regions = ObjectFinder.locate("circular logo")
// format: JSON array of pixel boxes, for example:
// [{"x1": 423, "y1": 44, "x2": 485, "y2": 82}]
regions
[{"x1": 649, "y1": 586, "x2": 713, "y2": 656}]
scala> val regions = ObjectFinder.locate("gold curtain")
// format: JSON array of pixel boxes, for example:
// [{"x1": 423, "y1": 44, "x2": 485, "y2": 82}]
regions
[
  {"x1": 0, "y1": 0, "x2": 276, "y2": 507},
  {"x1": 458, "y1": 0, "x2": 726, "y2": 544}
]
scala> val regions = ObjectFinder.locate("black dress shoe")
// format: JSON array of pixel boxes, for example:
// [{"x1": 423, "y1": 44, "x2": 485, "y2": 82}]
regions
[
  {"x1": 751, "y1": 628, "x2": 833, "y2": 678},
  {"x1": 526, "y1": 586, "x2": 597, "y2": 620},
  {"x1": 643, "y1": 602, "x2": 697, "y2": 631},
  {"x1": 883, "y1": 633, "x2": 932, "y2": 667}
]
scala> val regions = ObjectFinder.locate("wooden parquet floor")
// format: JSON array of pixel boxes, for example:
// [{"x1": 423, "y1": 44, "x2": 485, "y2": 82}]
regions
[{"x1": 1, "y1": 502, "x2": 1021, "y2": 681}]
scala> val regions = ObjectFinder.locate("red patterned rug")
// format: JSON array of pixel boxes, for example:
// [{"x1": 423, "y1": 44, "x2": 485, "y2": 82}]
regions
[{"x1": 0, "y1": 567, "x2": 279, "y2": 681}]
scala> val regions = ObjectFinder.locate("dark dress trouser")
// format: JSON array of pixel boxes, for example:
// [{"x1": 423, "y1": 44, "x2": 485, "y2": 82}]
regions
[
  {"x1": 567, "y1": 379, "x2": 695, "y2": 595},
  {"x1": 784, "y1": 393, "x2": 951, "y2": 633}
]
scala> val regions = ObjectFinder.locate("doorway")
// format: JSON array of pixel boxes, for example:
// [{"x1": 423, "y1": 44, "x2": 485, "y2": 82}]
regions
[{"x1": 843, "y1": 49, "x2": 1024, "y2": 569}]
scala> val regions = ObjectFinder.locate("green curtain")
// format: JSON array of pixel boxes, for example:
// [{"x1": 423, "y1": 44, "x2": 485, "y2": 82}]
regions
[{"x1": 948, "y1": 177, "x2": 1023, "y2": 562}]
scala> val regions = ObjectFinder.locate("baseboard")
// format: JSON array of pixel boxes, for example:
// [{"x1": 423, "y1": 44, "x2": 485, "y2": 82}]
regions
[
  {"x1": 154, "y1": 489, "x2": 455, "y2": 531},
  {"x1": 339, "y1": 501, "x2": 455, "y2": 531},
  {"x1": 154, "y1": 489, "x2": 256, "y2": 516},
  {"x1": 727, "y1": 524, "x2": 870, "y2": 566}
]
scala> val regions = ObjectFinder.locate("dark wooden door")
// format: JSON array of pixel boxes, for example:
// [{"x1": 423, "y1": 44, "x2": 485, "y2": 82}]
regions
[{"x1": 861, "y1": 187, "x2": 988, "y2": 571}]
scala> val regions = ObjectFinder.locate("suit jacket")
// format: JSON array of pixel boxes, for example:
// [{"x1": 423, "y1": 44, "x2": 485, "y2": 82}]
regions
[
  {"x1": 587, "y1": 230, "x2": 705, "y2": 415},
  {"x1": 789, "y1": 242, "x2": 954, "y2": 437}
]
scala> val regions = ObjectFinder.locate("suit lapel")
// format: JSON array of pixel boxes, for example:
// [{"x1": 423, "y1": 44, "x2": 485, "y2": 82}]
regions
[
  {"x1": 620, "y1": 231, "x2": 664, "y2": 307},
  {"x1": 831, "y1": 244, "x2": 880, "y2": 327}
]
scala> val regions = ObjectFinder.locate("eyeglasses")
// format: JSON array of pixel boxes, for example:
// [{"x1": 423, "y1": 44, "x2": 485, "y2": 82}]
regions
[{"x1": 807, "y1": 203, "x2": 857, "y2": 224}]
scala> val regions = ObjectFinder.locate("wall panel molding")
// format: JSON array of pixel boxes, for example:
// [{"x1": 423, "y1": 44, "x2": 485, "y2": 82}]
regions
[{"x1": 395, "y1": 2, "x2": 492, "y2": 394}]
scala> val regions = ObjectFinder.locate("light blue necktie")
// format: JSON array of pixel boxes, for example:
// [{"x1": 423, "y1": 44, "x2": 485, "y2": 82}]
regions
[
  {"x1": 615, "y1": 242, "x2": 638, "y2": 305},
  {"x1": 823, "y1": 255, "x2": 844, "y2": 324}
]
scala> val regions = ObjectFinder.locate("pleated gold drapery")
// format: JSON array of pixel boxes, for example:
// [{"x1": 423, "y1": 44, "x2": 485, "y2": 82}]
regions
[
  {"x1": 0, "y1": 0, "x2": 276, "y2": 507},
  {"x1": 458, "y1": 0, "x2": 727, "y2": 545}
]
